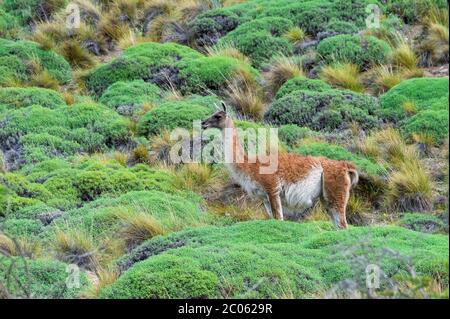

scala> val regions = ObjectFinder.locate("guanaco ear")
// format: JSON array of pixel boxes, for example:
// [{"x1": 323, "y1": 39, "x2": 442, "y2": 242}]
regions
[{"x1": 221, "y1": 101, "x2": 227, "y2": 113}]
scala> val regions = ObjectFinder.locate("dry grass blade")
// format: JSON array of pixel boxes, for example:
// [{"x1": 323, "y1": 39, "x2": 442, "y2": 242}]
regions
[{"x1": 320, "y1": 63, "x2": 363, "y2": 92}]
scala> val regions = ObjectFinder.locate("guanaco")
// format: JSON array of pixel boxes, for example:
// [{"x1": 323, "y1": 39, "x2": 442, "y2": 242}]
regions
[{"x1": 201, "y1": 103, "x2": 358, "y2": 229}]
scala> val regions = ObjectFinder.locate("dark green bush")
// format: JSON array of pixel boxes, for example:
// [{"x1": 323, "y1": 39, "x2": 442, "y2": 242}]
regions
[
  {"x1": 398, "y1": 213, "x2": 448, "y2": 234},
  {"x1": 100, "y1": 220, "x2": 448, "y2": 298},
  {"x1": 137, "y1": 100, "x2": 211, "y2": 136},
  {"x1": 317, "y1": 35, "x2": 391, "y2": 69},
  {"x1": 400, "y1": 110, "x2": 449, "y2": 145},
  {"x1": 2, "y1": 0, "x2": 67, "y2": 25},
  {"x1": 177, "y1": 56, "x2": 258, "y2": 94},
  {"x1": 0, "y1": 8, "x2": 19, "y2": 39},
  {"x1": 326, "y1": 19, "x2": 358, "y2": 35},
  {"x1": 85, "y1": 42, "x2": 202, "y2": 97},
  {"x1": 218, "y1": 17, "x2": 294, "y2": 68},
  {"x1": 0, "y1": 39, "x2": 71, "y2": 84},
  {"x1": 386, "y1": 0, "x2": 448, "y2": 23},
  {"x1": 379, "y1": 77, "x2": 449, "y2": 122},
  {"x1": 0, "y1": 104, "x2": 129, "y2": 167},
  {"x1": 1, "y1": 218, "x2": 43, "y2": 237},
  {"x1": 275, "y1": 76, "x2": 332, "y2": 100},
  {"x1": 0, "y1": 257, "x2": 89, "y2": 298},
  {"x1": 0, "y1": 87, "x2": 65, "y2": 109},
  {"x1": 188, "y1": 8, "x2": 240, "y2": 48},
  {"x1": 266, "y1": 89, "x2": 379, "y2": 131},
  {"x1": 295, "y1": 142, "x2": 385, "y2": 176},
  {"x1": 278, "y1": 124, "x2": 316, "y2": 148},
  {"x1": 99, "y1": 80, "x2": 162, "y2": 116}
]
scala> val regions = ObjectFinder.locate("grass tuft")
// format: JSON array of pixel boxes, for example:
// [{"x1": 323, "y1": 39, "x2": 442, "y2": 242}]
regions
[{"x1": 320, "y1": 63, "x2": 363, "y2": 92}]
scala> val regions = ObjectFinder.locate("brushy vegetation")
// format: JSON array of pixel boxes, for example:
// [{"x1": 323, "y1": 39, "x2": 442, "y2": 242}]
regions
[{"x1": 0, "y1": 0, "x2": 448, "y2": 300}]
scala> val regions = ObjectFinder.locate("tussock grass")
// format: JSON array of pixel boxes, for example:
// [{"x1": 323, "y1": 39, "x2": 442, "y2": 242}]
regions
[
  {"x1": 149, "y1": 129, "x2": 179, "y2": 164},
  {"x1": 421, "y1": 5, "x2": 449, "y2": 64},
  {"x1": 206, "y1": 43, "x2": 251, "y2": 64},
  {"x1": 283, "y1": 27, "x2": 307, "y2": 45},
  {"x1": 264, "y1": 55, "x2": 304, "y2": 96},
  {"x1": 53, "y1": 228, "x2": 98, "y2": 269},
  {"x1": 115, "y1": 209, "x2": 165, "y2": 249},
  {"x1": 82, "y1": 266, "x2": 120, "y2": 299},
  {"x1": 372, "y1": 64, "x2": 402, "y2": 92},
  {"x1": 320, "y1": 63, "x2": 363, "y2": 92},
  {"x1": 225, "y1": 70, "x2": 265, "y2": 119},
  {"x1": 173, "y1": 163, "x2": 224, "y2": 194},
  {"x1": 358, "y1": 128, "x2": 433, "y2": 212}
]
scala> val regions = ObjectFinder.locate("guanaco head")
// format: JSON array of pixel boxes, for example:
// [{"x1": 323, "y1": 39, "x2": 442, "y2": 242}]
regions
[{"x1": 201, "y1": 102, "x2": 229, "y2": 130}]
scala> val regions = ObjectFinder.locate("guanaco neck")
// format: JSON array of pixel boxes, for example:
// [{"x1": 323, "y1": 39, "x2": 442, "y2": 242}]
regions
[{"x1": 222, "y1": 117, "x2": 246, "y2": 166}]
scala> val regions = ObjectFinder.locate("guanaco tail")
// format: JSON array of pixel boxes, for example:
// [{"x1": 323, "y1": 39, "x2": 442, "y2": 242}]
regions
[{"x1": 201, "y1": 102, "x2": 359, "y2": 229}]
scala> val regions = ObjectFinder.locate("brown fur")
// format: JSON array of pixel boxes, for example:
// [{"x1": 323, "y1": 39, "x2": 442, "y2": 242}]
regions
[{"x1": 201, "y1": 106, "x2": 358, "y2": 229}]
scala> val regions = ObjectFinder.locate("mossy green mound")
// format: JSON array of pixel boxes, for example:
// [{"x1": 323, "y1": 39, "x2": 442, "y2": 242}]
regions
[
  {"x1": 99, "y1": 80, "x2": 162, "y2": 116},
  {"x1": 295, "y1": 142, "x2": 385, "y2": 176},
  {"x1": 0, "y1": 257, "x2": 89, "y2": 298},
  {"x1": 0, "y1": 87, "x2": 65, "y2": 110},
  {"x1": 275, "y1": 77, "x2": 332, "y2": 100},
  {"x1": 50, "y1": 190, "x2": 208, "y2": 243},
  {"x1": 1, "y1": 159, "x2": 177, "y2": 215},
  {"x1": 266, "y1": 89, "x2": 379, "y2": 131},
  {"x1": 317, "y1": 34, "x2": 391, "y2": 69},
  {"x1": 379, "y1": 77, "x2": 449, "y2": 122},
  {"x1": 137, "y1": 100, "x2": 212, "y2": 137},
  {"x1": 100, "y1": 220, "x2": 449, "y2": 298},
  {"x1": 400, "y1": 109, "x2": 449, "y2": 145},
  {"x1": 0, "y1": 103, "x2": 129, "y2": 168},
  {"x1": 0, "y1": 39, "x2": 71, "y2": 85}
]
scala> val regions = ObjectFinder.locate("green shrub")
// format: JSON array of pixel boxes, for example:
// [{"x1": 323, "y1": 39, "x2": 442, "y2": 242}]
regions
[
  {"x1": 0, "y1": 8, "x2": 19, "y2": 39},
  {"x1": 1, "y1": 218, "x2": 43, "y2": 238},
  {"x1": 295, "y1": 142, "x2": 385, "y2": 176},
  {"x1": 0, "y1": 104, "x2": 129, "y2": 167},
  {"x1": 0, "y1": 39, "x2": 71, "y2": 84},
  {"x1": 400, "y1": 110, "x2": 449, "y2": 145},
  {"x1": 177, "y1": 56, "x2": 258, "y2": 94},
  {"x1": 266, "y1": 89, "x2": 379, "y2": 131},
  {"x1": 326, "y1": 19, "x2": 358, "y2": 34},
  {"x1": 85, "y1": 42, "x2": 202, "y2": 97},
  {"x1": 2, "y1": 0, "x2": 67, "y2": 25},
  {"x1": 52, "y1": 190, "x2": 206, "y2": 241},
  {"x1": 379, "y1": 77, "x2": 449, "y2": 122},
  {"x1": 278, "y1": 124, "x2": 316, "y2": 148},
  {"x1": 137, "y1": 101, "x2": 211, "y2": 136},
  {"x1": 188, "y1": 8, "x2": 240, "y2": 48},
  {"x1": 0, "y1": 257, "x2": 89, "y2": 298},
  {"x1": 397, "y1": 213, "x2": 448, "y2": 234},
  {"x1": 387, "y1": 0, "x2": 448, "y2": 23},
  {"x1": 99, "y1": 80, "x2": 162, "y2": 116},
  {"x1": 275, "y1": 76, "x2": 332, "y2": 99},
  {"x1": 0, "y1": 87, "x2": 65, "y2": 109},
  {"x1": 100, "y1": 220, "x2": 449, "y2": 298},
  {"x1": 317, "y1": 35, "x2": 391, "y2": 69},
  {"x1": 218, "y1": 17, "x2": 294, "y2": 67}
]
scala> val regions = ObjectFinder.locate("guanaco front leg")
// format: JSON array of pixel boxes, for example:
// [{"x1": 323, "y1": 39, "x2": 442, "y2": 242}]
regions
[
  {"x1": 263, "y1": 198, "x2": 273, "y2": 219},
  {"x1": 268, "y1": 192, "x2": 284, "y2": 221}
]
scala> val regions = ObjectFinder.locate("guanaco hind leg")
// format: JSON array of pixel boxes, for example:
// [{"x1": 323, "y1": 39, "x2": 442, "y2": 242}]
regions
[
  {"x1": 263, "y1": 198, "x2": 274, "y2": 219},
  {"x1": 321, "y1": 166, "x2": 352, "y2": 229}
]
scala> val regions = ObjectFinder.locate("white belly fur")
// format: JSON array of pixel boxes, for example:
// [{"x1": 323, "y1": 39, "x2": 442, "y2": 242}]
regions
[
  {"x1": 281, "y1": 167, "x2": 323, "y2": 210},
  {"x1": 227, "y1": 164, "x2": 323, "y2": 213}
]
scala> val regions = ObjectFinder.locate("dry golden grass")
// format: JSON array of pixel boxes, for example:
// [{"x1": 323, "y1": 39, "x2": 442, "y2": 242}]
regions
[
  {"x1": 30, "y1": 70, "x2": 60, "y2": 90},
  {"x1": 225, "y1": 69, "x2": 265, "y2": 119},
  {"x1": 58, "y1": 41, "x2": 96, "y2": 69},
  {"x1": 206, "y1": 43, "x2": 251, "y2": 64},
  {"x1": 208, "y1": 202, "x2": 267, "y2": 221},
  {"x1": 372, "y1": 64, "x2": 402, "y2": 92},
  {"x1": 53, "y1": 228, "x2": 98, "y2": 268},
  {"x1": 149, "y1": 129, "x2": 179, "y2": 164},
  {"x1": 320, "y1": 63, "x2": 363, "y2": 92},
  {"x1": 82, "y1": 266, "x2": 120, "y2": 298},
  {"x1": 131, "y1": 144, "x2": 150, "y2": 164},
  {"x1": 387, "y1": 160, "x2": 432, "y2": 212},
  {"x1": 173, "y1": 163, "x2": 225, "y2": 194},
  {"x1": 422, "y1": 6, "x2": 449, "y2": 63},
  {"x1": 401, "y1": 100, "x2": 418, "y2": 116},
  {"x1": 264, "y1": 55, "x2": 304, "y2": 96},
  {"x1": 115, "y1": 209, "x2": 165, "y2": 248},
  {"x1": 283, "y1": 27, "x2": 307, "y2": 45}
]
